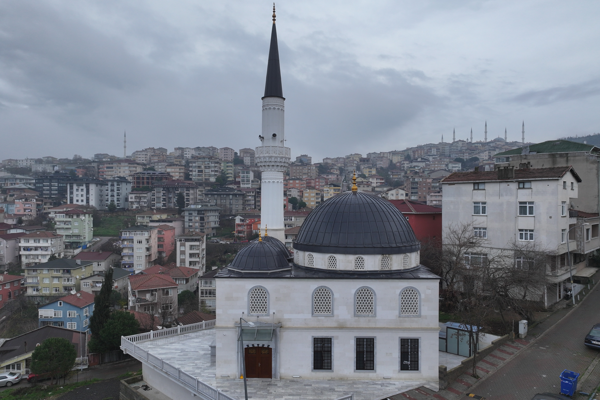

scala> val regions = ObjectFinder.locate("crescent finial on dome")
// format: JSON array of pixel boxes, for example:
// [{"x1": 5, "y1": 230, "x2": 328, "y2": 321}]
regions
[
  {"x1": 265, "y1": 224, "x2": 268, "y2": 236},
  {"x1": 259, "y1": 229, "x2": 262, "y2": 242},
  {"x1": 272, "y1": 3, "x2": 276, "y2": 23},
  {"x1": 352, "y1": 171, "x2": 358, "y2": 193}
]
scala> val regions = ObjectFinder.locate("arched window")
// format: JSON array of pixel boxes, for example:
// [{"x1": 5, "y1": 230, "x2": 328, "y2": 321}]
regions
[
  {"x1": 354, "y1": 287, "x2": 375, "y2": 317},
  {"x1": 307, "y1": 253, "x2": 314, "y2": 267},
  {"x1": 248, "y1": 286, "x2": 269, "y2": 315},
  {"x1": 327, "y1": 255, "x2": 337, "y2": 269},
  {"x1": 354, "y1": 256, "x2": 365, "y2": 270},
  {"x1": 399, "y1": 287, "x2": 420, "y2": 316},
  {"x1": 380, "y1": 255, "x2": 391, "y2": 270},
  {"x1": 403, "y1": 255, "x2": 410, "y2": 268},
  {"x1": 312, "y1": 286, "x2": 333, "y2": 316}
]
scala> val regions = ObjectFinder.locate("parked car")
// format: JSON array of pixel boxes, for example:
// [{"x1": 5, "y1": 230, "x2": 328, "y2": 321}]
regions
[
  {"x1": 532, "y1": 394, "x2": 571, "y2": 400},
  {"x1": 584, "y1": 323, "x2": 600, "y2": 350},
  {"x1": 27, "y1": 372, "x2": 52, "y2": 383},
  {"x1": 0, "y1": 372, "x2": 21, "y2": 387}
]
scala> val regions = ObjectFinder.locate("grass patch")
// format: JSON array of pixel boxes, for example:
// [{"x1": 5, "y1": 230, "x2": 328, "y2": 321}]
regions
[
  {"x1": 116, "y1": 369, "x2": 141, "y2": 380},
  {"x1": 0, "y1": 379, "x2": 100, "y2": 400},
  {"x1": 439, "y1": 312, "x2": 457, "y2": 323},
  {"x1": 94, "y1": 215, "x2": 135, "y2": 236}
]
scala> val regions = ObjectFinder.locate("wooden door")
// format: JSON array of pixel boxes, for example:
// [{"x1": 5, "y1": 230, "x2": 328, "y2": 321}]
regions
[{"x1": 244, "y1": 347, "x2": 272, "y2": 378}]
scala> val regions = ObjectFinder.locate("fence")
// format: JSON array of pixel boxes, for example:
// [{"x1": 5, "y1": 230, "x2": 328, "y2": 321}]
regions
[{"x1": 121, "y1": 320, "x2": 234, "y2": 400}]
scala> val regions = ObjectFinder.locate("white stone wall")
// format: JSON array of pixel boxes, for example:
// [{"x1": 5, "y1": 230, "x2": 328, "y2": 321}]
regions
[
  {"x1": 216, "y1": 277, "x2": 439, "y2": 383},
  {"x1": 294, "y1": 250, "x2": 420, "y2": 271}
]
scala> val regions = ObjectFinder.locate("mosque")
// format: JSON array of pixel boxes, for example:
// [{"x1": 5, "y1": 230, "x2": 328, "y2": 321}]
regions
[{"x1": 122, "y1": 8, "x2": 440, "y2": 399}]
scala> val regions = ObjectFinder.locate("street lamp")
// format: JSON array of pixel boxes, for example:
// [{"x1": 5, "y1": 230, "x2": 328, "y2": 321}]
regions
[
  {"x1": 565, "y1": 222, "x2": 589, "y2": 306},
  {"x1": 239, "y1": 317, "x2": 255, "y2": 400}
]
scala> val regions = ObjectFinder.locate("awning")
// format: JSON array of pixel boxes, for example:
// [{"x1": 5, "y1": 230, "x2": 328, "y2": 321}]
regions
[
  {"x1": 574, "y1": 267, "x2": 598, "y2": 278},
  {"x1": 237, "y1": 322, "x2": 278, "y2": 342}
]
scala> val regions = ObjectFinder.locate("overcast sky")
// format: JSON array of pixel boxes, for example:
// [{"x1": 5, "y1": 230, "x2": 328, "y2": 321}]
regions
[{"x1": 1, "y1": 1, "x2": 599, "y2": 162}]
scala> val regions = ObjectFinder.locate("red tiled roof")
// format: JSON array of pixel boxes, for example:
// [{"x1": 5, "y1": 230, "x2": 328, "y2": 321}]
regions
[
  {"x1": 0, "y1": 274, "x2": 22, "y2": 283},
  {"x1": 170, "y1": 266, "x2": 198, "y2": 279},
  {"x1": 58, "y1": 291, "x2": 95, "y2": 307},
  {"x1": 389, "y1": 200, "x2": 442, "y2": 214},
  {"x1": 129, "y1": 273, "x2": 177, "y2": 290},
  {"x1": 73, "y1": 251, "x2": 114, "y2": 261},
  {"x1": 144, "y1": 264, "x2": 176, "y2": 275},
  {"x1": 285, "y1": 226, "x2": 301, "y2": 235},
  {"x1": 63, "y1": 209, "x2": 92, "y2": 215},
  {"x1": 129, "y1": 311, "x2": 162, "y2": 331},
  {"x1": 176, "y1": 310, "x2": 215, "y2": 326},
  {"x1": 441, "y1": 166, "x2": 581, "y2": 183},
  {"x1": 155, "y1": 224, "x2": 175, "y2": 230},
  {"x1": 20, "y1": 231, "x2": 61, "y2": 239},
  {"x1": 0, "y1": 232, "x2": 29, "y2": 240}
]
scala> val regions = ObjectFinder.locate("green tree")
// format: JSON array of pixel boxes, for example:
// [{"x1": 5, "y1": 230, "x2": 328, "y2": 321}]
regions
[
  {"x1": 89, "y1": 311, "x2": 139, "y2": 353},
  {"x1": 107, "y1": 201, "x2": 117, "y2": 212},
  {"x1": 89, "y1": 268, "x2": 113, "y2": 339},
  {"x1": 48, "y1": 254, "x2": 58, "y2": 262},
  {"x1": 178, "y1": 290, "x2": 198, "y2": 314},
  {"x1": 31, "y1": 337, "x2": 76, "y2": 384},
  {"x1": 109, "y1": 290, "x2": 122, "y2": 308},
  {"x1": 288, "y1": 197, "x2": 299, "y2": 210},
  {"x1": 176, "y1": 192, "x2": 186, "y2": 214},
  {"x1": 298, "y1": 200, "x2": 307, "y2": 209},
  {"x1": 17, "y1": 217, "x2": 23, "y2": 225}
]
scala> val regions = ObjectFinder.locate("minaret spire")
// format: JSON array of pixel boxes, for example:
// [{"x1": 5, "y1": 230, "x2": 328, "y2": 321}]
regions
[
  {"x1": 263, "y1": 4, "x2": 283, "y2": 99},
  {"x1": 522, "y1": 121, "x2": 525, "y2": 144},
  {"x1": 124, "y1": 131, "x2": 126, "y2": 158},
  {"x1": 470, "y1": 128, "x2": 473, "y2": 142},
  {"x1": 452, "y1": 128, "x2": 455, "y2": 143},
  {"x1": 484, "y1": 121, "x2": 487, "y2": 142},
  {"x1": 505, "y1": 128, "x2": 507, "y2": 142}
]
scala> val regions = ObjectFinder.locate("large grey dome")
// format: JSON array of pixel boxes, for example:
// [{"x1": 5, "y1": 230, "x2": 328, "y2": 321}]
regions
[
  {"x1": 293, "y1": 191, "x2": 420, "y2": 255},
  {"x1": 252, "y1": 235, "x2": 292, "y2": 260},
  {"x1": 229, "y1": 240, "x2": 290, "y2": 272}
]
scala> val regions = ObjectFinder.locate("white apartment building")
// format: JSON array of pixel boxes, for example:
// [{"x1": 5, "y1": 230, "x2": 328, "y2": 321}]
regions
[
  {"x1": 120, "y1": 226, "x2": 158, "y2": 272},
  {"x1": 19, "y1": 231, "x2": 65, "y2": 268},
  {"x1": 54, "y1": 209, "x2": 93, "y2": 247},
  {"x1": 66, "y1": 179, "x2": 106, "y2": 209},
  {"x1": 238, "y1": 169, "x2": 254, "y2": 188},
  {"x1": 104, "y1": 177, "x2": 131, "y2": 209},
  {"x1": 128, "y1": 191, "x2": 151, "y2": 210},
  {"x1": 441, "y1": 166, "x2": 600, "y2": 307},
  {"x1": 182, "y1": 204, "x2": 220, "y2": 236},
  {"x1": 188, "y1": 157, "x2": 221, "y2": 183},
  {"x1": 176, "y1": 233, "x2": 206, "y2": 272},
  {"x1": 218, "y1": 147, "x2": 235, "y2": 162}
]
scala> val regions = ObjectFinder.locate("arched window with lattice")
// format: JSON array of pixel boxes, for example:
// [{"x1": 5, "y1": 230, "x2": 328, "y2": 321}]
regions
[
  {"x1": 307, "y1": 253, "x2": 314, "y2": 267},
  {"x1": 354, "y1": 286, "x2": 375, "y2": 317},
  {"x1": 399, "y1": 287, "x2": 420, "y2": 317},
  {"x1": 312, "y1": 286, "x2": 333, "y2": 316},
  {"x1": 402, "y1": 254, "x2": 410, "y2": 269},
  {"x1": 380, "y1": 255, "x2": 391, "y2": 270},
  {"x1": 327, "y1": 255, "x2": 337, "y2": 269},
  {"x1": 354, "y1": 256, "x2": 365, "y2": 270},
  {"x1": 248, "y1": 286, "x2": 269, "y2": 315}
]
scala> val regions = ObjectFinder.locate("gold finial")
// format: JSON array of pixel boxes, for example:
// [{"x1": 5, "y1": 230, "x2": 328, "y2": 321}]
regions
[
  {"x1": 259, "y1": 229, "x2": 262, "y2": 242},
  {"x1": 272, "y1": 3, "x2": 276, "y2": 23},
  {"x1": 265, "y1": 225, "x2": 268, "y2": 236},
  {"x1": 352, "y1": 171, "x2": 358, "y2": 193}
]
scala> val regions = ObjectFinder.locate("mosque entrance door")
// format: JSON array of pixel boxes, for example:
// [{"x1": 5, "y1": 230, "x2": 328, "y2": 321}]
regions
[{"x1": 245, "y1": 346, "x2": 272, "y2": 378}]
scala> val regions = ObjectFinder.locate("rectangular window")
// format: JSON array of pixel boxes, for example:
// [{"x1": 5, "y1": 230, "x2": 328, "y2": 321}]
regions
[
  {"x1": 563, "y1": 181, "x2": 567, "y2": 189},
  {"x1": 518, "y1": 182, "x2": 531, "y2": 189},
  {"x1": 67, "y1": 322, "x2": 77, "y2": 330},
  {"x1": 571, "y1": 182, "x2": 574, "y2": 190},
  {"x1": 586, "y1": 228, "x2": 591, "y2": 241},
  {"x1": 518, "y1": 202, "x2": 534, "y2": 216},
  {"x1": 355, "y1": 338, "x2": 375, "y2": 371},
  {"x1": 53, "y1": 278, "x2": 59, "y2": 283},
  {"x1": 593, "y1": 224, "x2": 599, "y2": 238},
  {"x1": 313, "y1": 338, "x2": 332, "y2": 371},
  {"x1": 473, "y1": 202, "x2": 487, "y2": 215},
  {"x1": 519, "y1": 229, "x2": 534, "y2": 241},
  {"x1": 83, "y1": 319, "x2": 89, "y2": 327},
  {"x1": 400, "y1": 338, "x2": 420, "y2": 371},
  {"x1": 561, "y1": 201, "x2": 567, "y2": 217},
  {"x1": 473, "y1": 183, "x2": 485, "y2": 190},
  {"x1": 43, "y1": 287, "x2": 49, "y2": 293},
  {"x1": 561, "y1": 229, "x2": 567, "y2": 243},
  {"x1": 473, "y1": 227, "x2": 487, "y2": 238},
  {"x1": 54, "y1": 310, "x2": 62, "y2": 318},
  {"x1": 516, "y1": 257, "x2": 534, "y2": 270},
  {"x1": 42, "y1": 278, "x2": 50, "y2": 283},
  {"x1": 163, "y1": 289, "x2": 172, "y2": 296},
  {"x1": 68, "y1": 311, "x2": 77, "y2": 318},
  {"x1": 464, "y1": 253, "x2": 488, "y2": 267},
  {"x1": 83, "y1": 282, "x2": 90, "y2": 288},
  {"x1": 84, "y1": 308, "x2": 89, "y2": 316}
]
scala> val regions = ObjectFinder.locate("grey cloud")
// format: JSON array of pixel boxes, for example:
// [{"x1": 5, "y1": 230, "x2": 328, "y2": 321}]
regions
[{"x1": 511, "y1": 79, "x2": 600, "y2": 106}]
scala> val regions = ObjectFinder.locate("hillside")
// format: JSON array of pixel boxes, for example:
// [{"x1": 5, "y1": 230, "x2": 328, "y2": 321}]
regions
[{"x1": 560, "y1": 133, "x2": 600, "y2": 147}]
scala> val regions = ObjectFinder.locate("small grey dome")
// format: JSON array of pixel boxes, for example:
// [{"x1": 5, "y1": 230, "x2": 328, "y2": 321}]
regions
[
  {"x1": 252, "y1": 235, "x2": 291, "y2": 259},
  {"x1": 229, "y1": 240, "x2": 290, "y2": 272},
  {"x1": 293, "y1": 191, "x2": 420, "y2": 255}
]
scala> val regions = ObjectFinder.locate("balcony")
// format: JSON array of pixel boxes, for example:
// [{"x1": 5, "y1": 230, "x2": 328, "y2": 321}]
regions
[
  {"x1": 24, "y1": 279, "x2": 39, "y2": 286},
  {"x1": 122, "y1": 243, "x2": 134, "y2": 248},
  {"x1": 122, "y1": 251, "x2": 133, "y2": 256}
]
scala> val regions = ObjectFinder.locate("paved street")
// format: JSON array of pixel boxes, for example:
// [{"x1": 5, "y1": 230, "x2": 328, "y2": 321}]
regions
[{"x1": 462, "y1": 283, "x2": 600, "y2": 399}]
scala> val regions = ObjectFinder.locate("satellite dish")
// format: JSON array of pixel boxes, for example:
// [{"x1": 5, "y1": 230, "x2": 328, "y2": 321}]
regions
[{"x1": 70, "y1": 289, "x2": 76, "y2": 295}]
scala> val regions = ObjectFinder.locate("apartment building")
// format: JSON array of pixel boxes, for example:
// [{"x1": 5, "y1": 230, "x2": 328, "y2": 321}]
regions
[
  {"x1": 238, "y1": 148, "x2": 255, "y2": 166},
  {"x1": 131, "y1": 171, "x2": 173, "y2": 189},
  {"x1": 156, "y1": 224, "x2": 175, "y2": 260},
  {"x1": 19, "y1": 231, "x2": 65, "y2": 268},
  {"x1": 0, "y1": 233, "x2": 27, "y2": 268},
  {"x1": 73, "y1": 251, "x2": 120, "y2": 274},
  {"x1": 38, "y1": 291, "x2": 94, "y2": 332},
  {"x1": 0, "y1": 274, "x2": 23, "y2": 309},
  {"x1": 199, "y1": 268, "x2": 218, "y2": 312},
  {"x1": 203, "y1": 187, "x2": 244, "y2": 215},
  {"x1": 323, "y1": 184, "x2": 341, "y2": 201},
  {"x1": 289, "y1": 163, "x2": 317, "y2": 179},
  {"x1": 218, "y1": 147, "x2": 235, "y2": 162},
  {"x1": 98, "y1": 160, "x2": 144, "y2": 180},
  {"x1": 54, "y1": 209, "x2": 93, "y2": 248},
  {"x1": 441, "y1": 166, "x2": 600, "y2": 307},
  {"x1": 188, "y1": 157, "x2": 221, "y2": 183},
  {"x1": 104, "y1": 177, "x2": 131, "y2": 209},
  {"x1": 128, "y1": 191, "x2": 152, "y2": 209},
  {"x1": 151, "y1": 180, "x2": 198, "y2": 209},
  {"x1": 302, "y1": 188, "x2": 321, "y2": 209},
  {"x1": 176, "y1": 233, "x2": 206, "y2": 272},
  {"x1": 182, "y1": 204, "x2": 220, "y2": 236},
  {"x1": 144, "y1": 264, "x2": 199, "y2": 294},
  {"x1": 66, "y1": 179, "x2": 106, "y2": 209},
  {"x1": 128, "y1": 273, "x2": 179, "y2": 323},
  {"x1": 24, "y1": 259, "x2": 94, "y2": 301},
  {"x1": 120, "y1": 226, "x2": 158, "y2": 272}
]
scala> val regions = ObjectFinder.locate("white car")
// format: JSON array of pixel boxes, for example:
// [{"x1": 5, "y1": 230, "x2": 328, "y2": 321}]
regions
[{"x1": 0, "y1": 371, "x2": 21, "y2": 387}]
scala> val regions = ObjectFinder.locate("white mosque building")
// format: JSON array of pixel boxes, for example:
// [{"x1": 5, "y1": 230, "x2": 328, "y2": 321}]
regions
[{"x1": 121, "y1": 8, "x2": 440, "y2": 400}]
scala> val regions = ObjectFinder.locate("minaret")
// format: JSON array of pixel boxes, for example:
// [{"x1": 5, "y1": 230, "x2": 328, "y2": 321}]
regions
[
  {"x1": 124, "y1": 131, "x2": 127, "y2": 158},
  {"x1": 441, "y1": 135, "x2": 444, "y2": 143},
  {"x1": 452, "y1": 128, "x2": 455, "y2": 143},
  {"x1": 484, "y1": 121, "x2": 487, "y2": 142},
  {"x1": 470, "y1": 128, "x2": 473, "y2": 142},
  {"x1": 255, "y1": 5, "x2": 290, "y2": 243},
  {"x1": 522, "y1": 121, "x2": 525, "y2": 144},
  {"x1": 504, "y1": 128, "x2": 507, "y2": 142}
]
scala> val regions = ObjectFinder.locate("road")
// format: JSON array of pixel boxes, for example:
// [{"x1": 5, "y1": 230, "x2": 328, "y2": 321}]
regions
[{"x1": 463, "y1": 283, "x2": 600, "y2": 399}]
